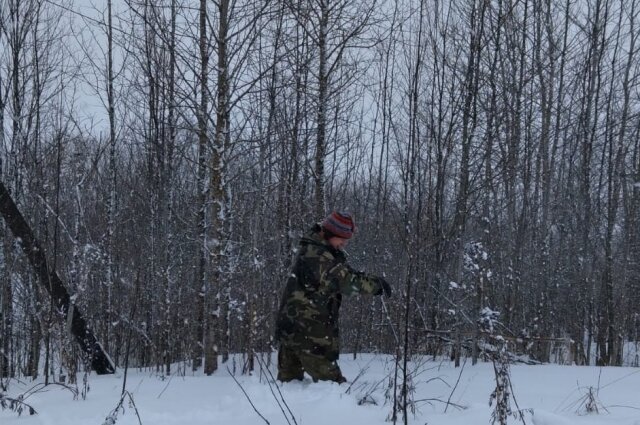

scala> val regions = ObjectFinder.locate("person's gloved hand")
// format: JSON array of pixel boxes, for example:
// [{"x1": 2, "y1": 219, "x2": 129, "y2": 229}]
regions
[{"x1": 375, "y1": 276, "x2": 392, "y2": 298}]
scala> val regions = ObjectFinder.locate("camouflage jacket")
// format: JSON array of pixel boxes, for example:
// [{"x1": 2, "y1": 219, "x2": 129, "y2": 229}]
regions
[{"x1": 275, "y1": 225, "x2": 384, "y2": 361}]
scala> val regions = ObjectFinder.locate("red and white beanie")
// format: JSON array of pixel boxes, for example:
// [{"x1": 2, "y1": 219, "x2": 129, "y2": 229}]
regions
[{"x1": 321, "y1": 211, "x2": 355, "y2": 239}]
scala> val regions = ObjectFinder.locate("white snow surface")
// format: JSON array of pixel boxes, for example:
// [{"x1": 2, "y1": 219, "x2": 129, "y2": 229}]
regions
[{"x1": 2, "y1": 355, "x2": 640, "y2": 425}]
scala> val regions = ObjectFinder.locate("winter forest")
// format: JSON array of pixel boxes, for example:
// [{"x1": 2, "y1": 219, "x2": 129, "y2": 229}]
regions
[{"x1": 1, "y1": 0, "x2": 640, "y2": 403}]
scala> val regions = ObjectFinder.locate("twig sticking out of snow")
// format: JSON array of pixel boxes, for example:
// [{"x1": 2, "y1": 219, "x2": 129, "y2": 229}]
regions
[
  {"x1": 227, "y1": 367, "x2": 271, "y2": 425},
  {"x1": 0, "y1": 392, "x2": 37, "y2": 416},
  {"x1": 480, "y1": 309, "x2": 528, "y2": 425},
  {"x1": 445, "y1": 356, "x2": 467, "y2": 413},
  {"x1": 1, "y1": 381, "x2": 80, "y2": 417},
  {"x1": 571, "y1": 386, "x2": 610, "y2": 416},
  {"x1": 102, "y1": 390, "x2": 143, "y2": 425},
  {"x1": 254, "y1": 352, "x2": 299, "y2": 425}
]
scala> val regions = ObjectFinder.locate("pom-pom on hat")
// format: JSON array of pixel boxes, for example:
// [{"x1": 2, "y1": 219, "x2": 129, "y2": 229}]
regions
[{"x1": 321, "y1": 211, "x2": 355, "y2": 239}]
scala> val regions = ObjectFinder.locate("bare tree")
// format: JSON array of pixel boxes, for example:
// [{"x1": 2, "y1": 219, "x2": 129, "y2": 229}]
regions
[
  {"x1": 195, "y1": 0, "x2": 215, "y2": 375},
  {"x1": 285, "y1": 0, "x2": 378, "y2": 217}
]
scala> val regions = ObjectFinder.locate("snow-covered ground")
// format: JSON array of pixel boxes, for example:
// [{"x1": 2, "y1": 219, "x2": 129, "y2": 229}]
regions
[{"x1": 2, "y1": 354, "x2": 640, "y2": 425}]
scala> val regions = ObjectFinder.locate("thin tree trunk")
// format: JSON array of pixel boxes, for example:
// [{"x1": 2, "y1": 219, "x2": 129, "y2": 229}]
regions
[
  {"x1": 212, "y1": 0, "x2": 231, "y2": 366},
  {"x1": 314, "y1": 2, "x2": 329, "y2": 218},
  {"x1": 105, "y1": 0, "x2": 117, "y2": 360}
]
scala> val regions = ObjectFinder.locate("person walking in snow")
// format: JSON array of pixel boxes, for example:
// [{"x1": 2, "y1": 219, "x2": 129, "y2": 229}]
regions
[{"x1": 275, "y1": 211, "x2": 392, "y2": 383}]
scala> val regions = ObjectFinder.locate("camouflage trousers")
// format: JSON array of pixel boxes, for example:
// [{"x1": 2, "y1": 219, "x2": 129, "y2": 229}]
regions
[{"x1": 277, "y1": 344, "x2": 346, "y2": 383}]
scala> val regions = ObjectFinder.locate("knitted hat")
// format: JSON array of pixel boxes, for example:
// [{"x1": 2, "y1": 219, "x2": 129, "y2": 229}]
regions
[{"x1": 321, "y1": 211, "x2": 355, "y2": 239}]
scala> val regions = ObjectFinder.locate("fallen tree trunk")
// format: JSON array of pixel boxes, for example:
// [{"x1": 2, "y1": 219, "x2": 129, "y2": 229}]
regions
[{"x1": 0, "y1": 181, "x2": 115, "y2": 374}]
